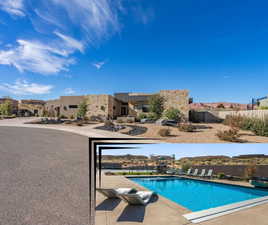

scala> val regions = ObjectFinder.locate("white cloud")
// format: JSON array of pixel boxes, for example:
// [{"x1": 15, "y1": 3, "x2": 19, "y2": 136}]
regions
[
  {"x1": 45, "y1": 0, "x2": 122, "y2": 43},
  {"x1": 0, "y1": 39, "x2": 76, "y2": 74},
  {"x1": 54, "y1": 31, "x2": 84, "y2": 53},
  {"x1": 64, "y1": 88, "x2": 75, "y2": 95},
  {"x1": 0, "y1": 0, "x2": 25, "y2": 17},
  {"x1": 0, "y1": 79, "x2": 53, "y2": 95},
  {"x1": 92, "y1": 61, "x2": 106, "y2": 70}
]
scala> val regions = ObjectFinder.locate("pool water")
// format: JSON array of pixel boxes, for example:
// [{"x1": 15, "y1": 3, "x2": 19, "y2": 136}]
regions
[{"x1": 129, "y1": 177, "x2": 268, "y2": 212}]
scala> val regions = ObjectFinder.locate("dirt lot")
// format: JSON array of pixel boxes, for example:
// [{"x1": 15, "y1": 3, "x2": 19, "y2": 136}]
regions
[{"x1": 121, "y1": 123, "x2": 268, "y2": 143}]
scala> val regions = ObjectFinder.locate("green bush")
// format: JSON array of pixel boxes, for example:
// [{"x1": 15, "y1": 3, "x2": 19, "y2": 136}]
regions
[
  {"x1": 164, "y1": 108, "x2": 181, "y2": 121},
  {"x1": 181, "y1": 163, "x2": 192, "y2": 172},
  {"x1": 138, "y1": 113, "x2": 147, "y2": 120},
  {"x1": 223, "y1": 115, "x2": 268, "y2": 137},
  {"x1": 179, "y1": 123, "x2": 196, "y2": 132},
  {"x1": 0, "y1": 100, "x2": 12, "y2": 116},
  {"x1": 158, "y1": 128, "x2": 171, "y2": 137},
  {"x1": 76, "y1": 100, "x2": 88, "y2": 119},
  {"x1": 217, "y1": 173, "x2": 225, "y2": 179},
  {"x1": 147, "y1": 112, "x2": 158, "y2": 121},
  {"x1": 149, "y1": 94, "x2": 165, "y2": 119},
  {"x1": 259, "y1": 106, "x2": 268, "y2": 110}
]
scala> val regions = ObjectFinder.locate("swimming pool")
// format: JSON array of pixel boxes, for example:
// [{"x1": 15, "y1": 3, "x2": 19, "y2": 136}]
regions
[{"x1": 129, "y1": 176, "x2": 268, "y2": 212}]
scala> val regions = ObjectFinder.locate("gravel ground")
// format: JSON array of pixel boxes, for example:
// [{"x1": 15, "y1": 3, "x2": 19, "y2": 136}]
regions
[
  {"x1": 0, "y1": 127, "x2": 89, "y2": 225},
  {"x1": 136, "y1": 123, "x2": 268, "y2": 143}
]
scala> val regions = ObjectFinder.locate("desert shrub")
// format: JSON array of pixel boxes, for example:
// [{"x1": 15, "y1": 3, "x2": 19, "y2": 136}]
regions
[
  {"x1": 147, "y1": 112, "x2": 158, "y2": 121},
  {"x1": 127, "y1": 119, "x2": 134, "y2": 123},
  {"x1": 223, "y1": 115, "x2": 245, "y2": 128},
  {"x1": 76, "y1": 121, "x2": 83, "y2": 126},
  {"x1": 164, "y1": 108, "x2": 181, "y2": 121},
  {"x1": 179, "y1": 123, "x2": 196, "y2": 132},
  {"x1": 217, "y1": 103, "x2": 225, "y2": 109},
  {"x1": 60, "y1": 114, "x2": 67, "y2": 119},
  {"x1": 104, "y1": 120, "x2": 114, "y2": 127},
  {"x1": 223, "y1": 115, "x2": 268, "y2": 137},
  {"x1": 116, "y1": 118, "x2": 124, "y2": 123},
  {"x1": 217, "y1": 173, "x2": 225, "y2": 179},
  {"x1": 259, "y1": 106, "x2": 268, "y2": 110},
  {"x1": 89, "y1": 115, "x2": 104, "y2": 122},
  {"x1": 158, "y1": 128, "x2": 171, "y2": 137},
  {"x1": 105, "y1": 171, "x2": 115, "y2": 176},
  {"x1": 216, "y1": 128, "x2": 241, "y2": 142},
  {"x1": 251, "y1": 117, "x2": 268, "y2": 137}
]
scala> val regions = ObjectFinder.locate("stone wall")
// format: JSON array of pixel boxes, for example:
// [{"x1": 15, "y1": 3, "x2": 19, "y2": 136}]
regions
[
  {"x1": 18, "y1": 103, "x2": 45, "y2": 116},
  {"x1": 86, "y1": 95, "x2": 121, "y2": 119},
  {"x1": 45, "y1": 96, "x2": 85, "y2": 118},
  {"x1": 216, "y1": 109, "x2": 268, "y2": 120},
  {"x1": 159, "y1": 90, "x2": 189, "y2": 119}
]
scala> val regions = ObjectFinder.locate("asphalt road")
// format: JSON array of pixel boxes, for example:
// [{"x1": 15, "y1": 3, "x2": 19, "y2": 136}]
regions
[{"x1": 0, "y1": 127, "x2": 89, "y2": 225}]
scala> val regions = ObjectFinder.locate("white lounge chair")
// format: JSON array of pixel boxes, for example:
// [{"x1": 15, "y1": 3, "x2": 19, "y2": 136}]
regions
[
  {"x1": 199, "y1": 169, "x2": 206, "y2": 177},
  {"x1": 186, "y1": 168, "x2": 192, "y2": 176},
  {"x1": 204, "y1": 169, "x2": 213, "y2": 178},
  {"x1": 119, "y1": 191, "x2": 156, "y2": 205},
  {"x1": 175, "y1": 169, "x2": 184, "y2": 175},
  {"x1": 97, "y1": 188, "x2": 137, "y2": 199},
  {"x1": 166, "y1": 169, "x2": 176, "y2": 175},
  {"x1": 191, "y1": 169, "x2": 198, "y2": 176}
]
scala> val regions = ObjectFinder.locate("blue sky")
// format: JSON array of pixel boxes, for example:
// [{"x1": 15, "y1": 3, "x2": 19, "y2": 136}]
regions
[
  {"x1": 103, "y1": 144, "x2": 268, "y2": 159},
  {"x1": 0, "y1": 0, "x2": 268, "y2": 103}
]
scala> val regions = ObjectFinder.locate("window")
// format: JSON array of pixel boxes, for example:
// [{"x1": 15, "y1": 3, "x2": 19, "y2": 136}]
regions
[
  {"x1": 69, "y1": 105, "x2": 78, "y2": 109},
  {"x1": 142, "y1": 104, "x2": 150, "y2": 112}
]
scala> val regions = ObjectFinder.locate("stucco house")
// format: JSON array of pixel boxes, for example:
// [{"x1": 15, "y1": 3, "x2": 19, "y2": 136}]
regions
[
  {"x1": 257, "y1": 96, "x2": 268, "y2": 108},
  {"x1": 44, "y1": 89, "x2": 190, "y2": 119},
  {"x1": 18, "y1": 100, "x2": 46, "y2": 116}
]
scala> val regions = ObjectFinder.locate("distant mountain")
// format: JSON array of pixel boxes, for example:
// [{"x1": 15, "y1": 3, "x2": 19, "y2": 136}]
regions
[{"x1": 190, "y1": 102, "x2": 250, "y2": 110}]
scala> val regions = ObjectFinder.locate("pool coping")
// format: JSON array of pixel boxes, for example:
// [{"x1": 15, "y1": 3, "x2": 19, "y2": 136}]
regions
[
  {"x1": 126, "y1": 175, "x2": 268, "y2": 224},
  {"x1": 183, "y1": 195, "x2": 268, "y2": 223}
]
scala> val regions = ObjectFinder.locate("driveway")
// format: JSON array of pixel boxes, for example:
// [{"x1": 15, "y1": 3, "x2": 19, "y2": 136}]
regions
[
  {"x1": 0, "y1": 127, "x2": 89, "y2": 225},
  {"x1": 0, "y1": 117, "x2": 129, "y2": 138}
]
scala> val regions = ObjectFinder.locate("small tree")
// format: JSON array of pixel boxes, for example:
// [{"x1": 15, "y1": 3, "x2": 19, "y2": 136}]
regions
[
  {"x1": 77, "y1": 100, "x2": 88, "y2": 120},
  {"x1": 181, "y1": 163, "x2": 192, "y2": 172},
  {"x1": 164, "y1": 108, "x2": 181, "y2": 121},
  {"x1": 0, "y1": 100, "x2": 12, "y2": 116},
  {"x1": 217, "y1": 103, "x2": 225, "y2": 109},
  {"x1": 149, "y1": 94, "x2": 165, "y2": 119}
]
